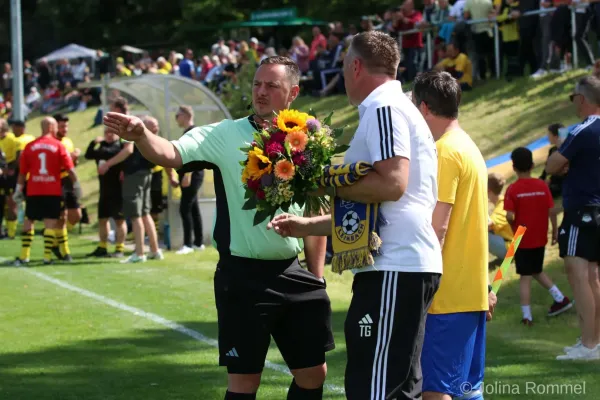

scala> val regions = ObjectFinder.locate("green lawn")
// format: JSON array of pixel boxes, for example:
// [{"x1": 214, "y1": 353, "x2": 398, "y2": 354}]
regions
[{"x1": 1, "y1": 70, "x2": 598, "y2": 399}]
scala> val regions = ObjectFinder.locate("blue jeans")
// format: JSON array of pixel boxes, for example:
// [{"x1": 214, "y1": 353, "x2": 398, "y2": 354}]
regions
[{"x1": 489, "y1": 233, "x2": 507, "y2": 260}]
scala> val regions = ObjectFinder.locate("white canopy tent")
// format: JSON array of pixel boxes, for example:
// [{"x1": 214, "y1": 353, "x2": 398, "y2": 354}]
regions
[{"x1": 38, "y1": 43, "x2": 97, "y2": 62}]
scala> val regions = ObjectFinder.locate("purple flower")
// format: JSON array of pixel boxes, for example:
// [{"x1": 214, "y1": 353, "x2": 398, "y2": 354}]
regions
[
  {"x1": 306, "y1": 118, "x2": 321, "y2": 132},
  {"x1": 261, "y1": 173, "x2": 274, "y2": 187}
]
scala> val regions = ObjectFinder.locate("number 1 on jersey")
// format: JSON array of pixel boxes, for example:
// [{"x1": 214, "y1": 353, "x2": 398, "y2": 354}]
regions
[{"x1": 38, "y1": 152, "x2": 48, "y2": 174}]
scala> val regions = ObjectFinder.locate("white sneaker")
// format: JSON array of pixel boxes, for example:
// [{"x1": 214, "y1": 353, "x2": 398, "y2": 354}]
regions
[
  {"x1": 531, "y1": 69, "x2": 547, "y2": 79},
  {"x1": 564, "y1": 337, "x2": 582, "y2": 353},
  {"x1": 556, "y1": 344, "x2": 600, "y2": 360},
  {"x1": 148, "y1": 250, "x2": 164, "y2": 260},
  {"x1": 194, "y1": 244, "x2": 206, "y2": 251},
  {"x1": 120, "y1": 254, "x2": 147, "y2": 264},
  {"x1": 176, "y1": 246, "x2": 194, "y2": 255}
]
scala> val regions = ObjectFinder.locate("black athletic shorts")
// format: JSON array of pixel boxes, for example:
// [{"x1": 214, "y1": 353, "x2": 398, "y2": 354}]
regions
[
  {"x1": 514, "y1": 247, "x2": 545, "y2": 276},
  {"x1": 61, "y1": 177, "x2": 80, "y2": 210},
  {"x1": 26, "y1": 195, "x2": 62, "y2": 221},
  {"x1": 344, "y1": 271, "x2": 440, "y2": 400},
  {"x1": 559, "y1": 207, "x2": 600, "y2": 262},
  {"x1": 98, "y1": 189, "x2": 124, "y2": 220},
  {"x1": 214, "y1": 256, "x2": 335, "y2": 374}
]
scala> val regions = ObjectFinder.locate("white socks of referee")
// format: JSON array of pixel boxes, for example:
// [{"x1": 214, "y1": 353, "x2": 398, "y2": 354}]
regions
[{"x1": 549, "y1": 285, "x2": 565, "y2": 303}]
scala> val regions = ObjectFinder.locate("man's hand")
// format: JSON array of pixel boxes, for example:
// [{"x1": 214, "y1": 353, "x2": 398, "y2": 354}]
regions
[
  {"x1": 103, "y1": 112, "x2": 146, "y2": 142},
  {"x1": 98, "y1": 162, "x2": 110, "y2": 176},
  {"x1": 170, "y1": 177, "x2": 180, "y2": 188},
  {"x1": 12, "y1": 184, "x2": 24, "y2": 204},
  {"x1": 487, "y1": 291, "x2": 498, "y2": 321},
  {"x1": 267, "y1": 214, "x2": 312, "y2": 238},
  {"x1": 552, "y1": 228, "x2": 559, "y2": 245}
]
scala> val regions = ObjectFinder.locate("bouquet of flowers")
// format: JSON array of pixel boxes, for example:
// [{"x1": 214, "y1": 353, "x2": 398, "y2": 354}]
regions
[{"x1": 240, "y1": 109, "x2": 348, "y2": 225}]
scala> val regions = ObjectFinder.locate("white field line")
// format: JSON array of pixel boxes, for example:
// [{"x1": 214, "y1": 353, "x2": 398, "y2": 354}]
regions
[{"x1": 14, "y1": 265, "x2": 345, "y2": 395}]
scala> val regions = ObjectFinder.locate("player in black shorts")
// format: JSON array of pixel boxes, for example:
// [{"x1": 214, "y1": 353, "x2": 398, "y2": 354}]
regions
[
  {"x1": 85, "y1": 129, "x2": 127, "y2": 257},
  {"x1": 546, "y1": 75, "x2": 600, "y2": 360}
]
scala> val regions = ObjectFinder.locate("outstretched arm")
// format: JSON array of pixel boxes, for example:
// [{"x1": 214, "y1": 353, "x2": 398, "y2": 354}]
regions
[{"x1": 104, "y1": 112, "x2": 183, "y2": 169}]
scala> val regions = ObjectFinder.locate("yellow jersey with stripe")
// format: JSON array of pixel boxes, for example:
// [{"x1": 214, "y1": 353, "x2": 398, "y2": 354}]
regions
[{"x1": 60, "y1": 137, "x2": 75, "y2": 178}]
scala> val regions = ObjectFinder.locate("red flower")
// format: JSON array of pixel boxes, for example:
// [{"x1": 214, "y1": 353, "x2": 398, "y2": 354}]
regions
[
  {"x1": 256, "y1": 189, "x2": 266, "y2": 200},
  {"x1": 270, "y1": 131, "x2": 286, "y2": 144},
  {"x1": 292, "y1": 151, "x2": 307, "y2": 166},
  {"x1": 247, "y1": 178, "x2": 261, "y2": 191},
  {"x1": 265, "y1": 141, "x2": 285, "y2": 158},
  {"x1": 251, "y1": 141, "x2": 258, "y2": 147},
  {"x1": 272, "y1": 117, "x2": 278, "y2": 126}
]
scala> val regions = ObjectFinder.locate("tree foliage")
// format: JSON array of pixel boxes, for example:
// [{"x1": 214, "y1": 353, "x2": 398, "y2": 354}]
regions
[{"x1": 0, "y1": 0, "x2": 403, "y2": 61}]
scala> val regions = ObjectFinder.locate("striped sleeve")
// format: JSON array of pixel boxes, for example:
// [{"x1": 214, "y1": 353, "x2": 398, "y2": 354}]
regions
[{"x1": 365, "y1": 105, "x2": 410, "y2": 163}]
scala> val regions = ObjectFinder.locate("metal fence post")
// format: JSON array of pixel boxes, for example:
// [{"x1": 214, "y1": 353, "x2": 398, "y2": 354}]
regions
[
  {"x1": 494, "y1": 21, "x2": 500, "y2": 79},
  {"x1": 571, "y1": 7, "x2": 578, "y2": 69},
  {"x1": 427, "y1": 30, "x2": 433, "y2": 70}
]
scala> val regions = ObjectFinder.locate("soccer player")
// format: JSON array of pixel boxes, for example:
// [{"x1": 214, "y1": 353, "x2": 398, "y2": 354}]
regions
[
  {"x1": 84, "y1": 128, "x2": 126, "y2": 258},
  {"x1": 104, "y1": 56, "x2": 332, "y2": 400},
  {"x1": 412, "y1": 71, "x2": 495, "y2": 400},
  {"x1": 268, "y1": 32, "x2": 443, "y2": 400},
  {"x1": 52, "y1": 113, "x2": 82, "y2": 261},
  {"x1": 12, "y1": 117, "x2": 82, "y2": 265},
  {"x1": 0, "y1": 119, "x2": 16, "y2": 237},
  {"x1": 5, "y1": 120, "x2": 34, "y2": 239}
]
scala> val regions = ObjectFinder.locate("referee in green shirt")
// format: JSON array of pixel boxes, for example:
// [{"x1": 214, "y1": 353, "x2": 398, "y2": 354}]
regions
[{"x1": 103, "y1": 56, "x2": 333, "y2": 400}]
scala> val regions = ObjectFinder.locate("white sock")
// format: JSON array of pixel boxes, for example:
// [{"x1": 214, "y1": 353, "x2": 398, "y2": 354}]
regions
[
  {"x1": 549, "y1": 285, "x2": 565, "y2": 303},
  {"x1": 522, "y1": 305, "x2": 532, "y2": 321}
]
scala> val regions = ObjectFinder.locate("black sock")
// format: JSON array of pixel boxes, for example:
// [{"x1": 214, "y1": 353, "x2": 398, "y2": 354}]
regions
[
  {"x1": 287, "y1": 379, "x2": 323, "y2": 400},
  {"x1": 224, "y1": 391, "x2": 256, "y2": 400}
]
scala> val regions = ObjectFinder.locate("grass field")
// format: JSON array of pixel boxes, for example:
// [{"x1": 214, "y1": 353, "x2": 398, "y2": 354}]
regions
[{"x1": 1, "y1": 70, "x2": 599, "y2": 399}]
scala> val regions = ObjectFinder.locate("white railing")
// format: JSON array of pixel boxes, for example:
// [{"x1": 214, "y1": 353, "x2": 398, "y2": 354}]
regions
[{"x1": 396, "y1": 6, "x2": 580, "y2": 78}]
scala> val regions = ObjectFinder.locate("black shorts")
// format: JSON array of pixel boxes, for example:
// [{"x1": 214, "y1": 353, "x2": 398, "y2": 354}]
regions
[
  {"x1": 26, "y1": 195, "x2": 62, "y2": 221},
  {"x1": 61, "y1": 177, "x2": 80, "y2": 210},
  {"x1": 344, "y1": 271, "x2": 441, "y2": 400},
  {"x1": 514, "y1": 247, "x2": 545, "y2": 276},
  {"x1": 98, "y1": 190, "x2": 124, "y2": 220},
  {"x1": 214, "y1": 256, "x2": 335, "y2": 374},
  {"x1": 150, "y1": 190, "x2": 165, "y2": 215},
  {"x1": 559, "y1": 208, "x2": 600, "y2": 262}
]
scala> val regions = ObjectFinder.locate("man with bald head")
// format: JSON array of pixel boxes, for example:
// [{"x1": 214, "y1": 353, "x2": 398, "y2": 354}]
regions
[
  {"x1": 12, "y1": 117, "x2": 82, "y2": 265},
  {"x1": 98, "y1": 115, "x2": 163, "y2": 263}
]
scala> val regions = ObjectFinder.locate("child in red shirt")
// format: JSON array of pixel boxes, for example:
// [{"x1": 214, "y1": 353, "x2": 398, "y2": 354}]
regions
[{"x1": 504, "y1": 147, "x2": 572, "y2": 325}]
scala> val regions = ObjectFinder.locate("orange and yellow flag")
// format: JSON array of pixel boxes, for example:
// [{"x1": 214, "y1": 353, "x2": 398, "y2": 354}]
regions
[{"x1": 491, "y1": 225, "x2": 527, "y2": 295}]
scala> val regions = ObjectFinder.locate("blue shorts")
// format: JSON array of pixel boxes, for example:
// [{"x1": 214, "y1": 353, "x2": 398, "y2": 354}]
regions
[{"x1": 422, "y1": 311, "x2": 487, "y2": 399}]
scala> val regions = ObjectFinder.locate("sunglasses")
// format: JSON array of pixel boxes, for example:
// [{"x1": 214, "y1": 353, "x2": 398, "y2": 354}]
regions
[{"x1": 569, "y1": 93, "x2": 581, "y2": 102}]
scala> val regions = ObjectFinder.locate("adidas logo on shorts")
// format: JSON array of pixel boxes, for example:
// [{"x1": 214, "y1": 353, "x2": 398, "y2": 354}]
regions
[
  {"x1": 359, "y1": 314, "x2": 373, "y2": 337},
  {"x1": 225, "y1": 348, "x2": 239, "y2": 357}
]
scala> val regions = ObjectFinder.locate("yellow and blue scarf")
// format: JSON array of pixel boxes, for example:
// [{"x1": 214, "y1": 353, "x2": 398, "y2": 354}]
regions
[{"x1": 320, "y1": 162, "x2": 383, "y2": 274}]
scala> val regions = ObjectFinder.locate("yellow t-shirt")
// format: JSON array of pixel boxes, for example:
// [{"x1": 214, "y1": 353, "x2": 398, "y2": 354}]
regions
[
  {"x1": 436, "y1": 53, "x2": 473, "y2": 87},
  {"x1": 14, "y1": 133, "x2": 35, "y2": 152},
  {"x1": 490, "y1": 195, "x2": 513, "y2": 241},
  {"x1": 430, "y1": 129, "x2": 489, "y2": 315},
  {"x1": 0, "y1": 132, "x2": 17, "y2": 163},
  {"x1": 60, "y1": 137, "x2": 75, "y2": 178}
]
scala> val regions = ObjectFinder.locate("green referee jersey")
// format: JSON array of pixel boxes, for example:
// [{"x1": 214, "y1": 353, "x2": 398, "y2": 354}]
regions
[{"x1": 172, "y1": 116, "x2": 304, "y2": 260}]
